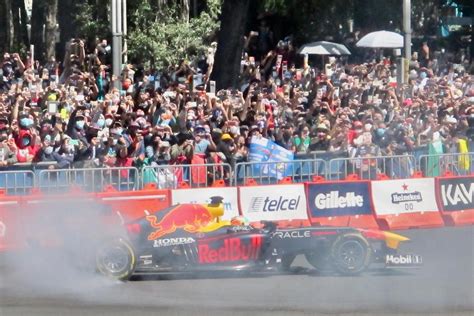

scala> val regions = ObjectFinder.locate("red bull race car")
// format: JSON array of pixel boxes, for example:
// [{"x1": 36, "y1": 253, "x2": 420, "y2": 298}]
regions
[{"x1": 94, "y1": 197, "x2": 422, "y2": 281}]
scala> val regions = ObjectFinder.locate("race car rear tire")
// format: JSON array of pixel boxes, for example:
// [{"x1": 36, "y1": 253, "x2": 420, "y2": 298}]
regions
[
  {"x1": 96, "y1": 237, "x2": 136, "y2": 281},
  {"x1": 330, "y1": 233, "x2": 371, "y2": 276},
  {"x1": 304, "y1": 251, "x2": 333, "y2": 274}
]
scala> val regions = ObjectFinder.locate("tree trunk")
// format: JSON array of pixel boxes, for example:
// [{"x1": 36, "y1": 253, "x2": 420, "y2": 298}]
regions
[
  {"x1": 58, "y1": 0, "x2": 79, "y2": 60},
  {"x1": 211, "y1": 0, "x2": 249, "y2": 90},
  {"x1": 0, "y1": 0, "x2": 8, "y2": 52},
  {"x1": 30, "y1": 0, "x2": 45, "y2": 61},
  {"x1": 44, "y1": 0, "x2": 58, "y2": 61},
  {"x1": 4, "y1": 0, "x2": 14, "y2": 51},
  {"x1": 181, "y1": 0, "x2": 189, "y2": 23}
]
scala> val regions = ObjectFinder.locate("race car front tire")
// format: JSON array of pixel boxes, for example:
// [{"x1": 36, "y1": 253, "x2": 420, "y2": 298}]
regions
[
  {"x1": 330, "y1": 233, "x2": 372, "y2": 276},
  {"x1": 96, "y1": 237, "x2": 136, "y2": 281}
]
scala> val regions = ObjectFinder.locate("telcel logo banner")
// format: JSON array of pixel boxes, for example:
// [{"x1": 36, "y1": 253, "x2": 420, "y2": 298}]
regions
[
  {"x1": 249, "y1": 196, "x2": 301, "y2": 212},
  {"x1": 308, "y1": 182, "x2": 371, "y2": 217},
  {"x1": 239, "y1": 184, "x2": 308, "y2": 222}
]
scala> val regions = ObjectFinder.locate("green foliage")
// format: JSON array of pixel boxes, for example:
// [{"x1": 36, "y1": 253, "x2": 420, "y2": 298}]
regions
[
  {"x1": 74, "y1": 0, "x2": 110, "y2": 40},
  {"x1": 127, "y1": 0, "x2": 221, "y2": 69}
]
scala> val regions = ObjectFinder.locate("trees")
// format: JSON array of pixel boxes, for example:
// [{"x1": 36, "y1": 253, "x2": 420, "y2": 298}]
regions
[
  {"x1": 126, "y1": 0, "x2": 220, "y2": 69},
  {"x1": 211, "y1": 0, "x2": 250, "y2": 90}
]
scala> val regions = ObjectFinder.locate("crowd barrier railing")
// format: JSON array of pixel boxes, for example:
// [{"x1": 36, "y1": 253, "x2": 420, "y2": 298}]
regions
[
  {"x1": 328, "y1": 154, "x2": 417, "y2": 180},
  {"x1": 37, "y1": 166, "x2": 139, "y2": 192},
  {"x1": 234, "y1": 159, "x2": 327, "y2": 185},
  {"x1": 0, "y1": 151, "x2": 471, "y2": 194},
  {"x1": 418, "y1": 152, "x2": 474, "y2": 177},
  {"x1": 141, "y1": 163, "x2": 233, "y2": 189}
]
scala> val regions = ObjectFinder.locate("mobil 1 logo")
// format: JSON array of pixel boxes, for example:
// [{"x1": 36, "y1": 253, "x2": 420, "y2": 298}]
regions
[{"x1": 440, "y1": 177, "x2": 474, "y2": 211}]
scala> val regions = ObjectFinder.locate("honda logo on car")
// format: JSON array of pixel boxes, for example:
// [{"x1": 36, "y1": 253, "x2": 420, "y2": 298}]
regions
[
  {"x1": 249, "y1": 196, "x2": 301, "y2": 212},
  {"x1": 153, "y1": 237, "x2": 195, "y2": 247},
  {"x1": 315, "y1": 191, "x2": 363, "y2": 209}
]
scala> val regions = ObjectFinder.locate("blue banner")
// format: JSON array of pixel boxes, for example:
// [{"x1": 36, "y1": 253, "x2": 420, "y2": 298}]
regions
[
  {"x1": 307, "y1": 182, "x2": 372, "y2": 217},
  {"x1": 248, "y1": 137, "x2": 294, "y2": 180}
]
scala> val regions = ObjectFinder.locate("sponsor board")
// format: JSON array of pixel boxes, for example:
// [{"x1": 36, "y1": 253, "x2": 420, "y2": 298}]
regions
[
  {"x1": 438, "y1": 177, "x2": 474, "y2": 212},
  {"x1": 153, "y1": 237, "x2": 195, "y2": 248},
  {"x1": 239, "y1": 184, "x2": 308, "y2": 222},
  {"x1": 198, "y1": 236, "x2": 262, "y2": 264},
  {"x1": 371, "y1": 179, "x2": 439, "y2": 215},
  {"x1": 385, "y1": 254, "x2": 423, "y2": 266},
  {"x1": 307, "y1": 182, "x2": 372, "y2": 217},
  {"x1": 272, "y1": 230, "x2": 311, "y2": 239},
  {"x1": 171, "y1": 187, "x2": 240, "y2": 220}
]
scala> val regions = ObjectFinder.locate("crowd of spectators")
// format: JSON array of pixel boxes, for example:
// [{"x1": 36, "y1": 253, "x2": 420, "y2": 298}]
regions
[{"x1": 0, "y1": 33, "x2": 473, "y2": 175}]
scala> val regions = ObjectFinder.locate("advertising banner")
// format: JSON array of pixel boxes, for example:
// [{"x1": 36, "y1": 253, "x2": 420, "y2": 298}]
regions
[
  {"x1": 307, "y1": 182, "x2": 372, "y2": 217},
  {"x1": 248, "y1": 137, "x2": 294, "y2": 180},
  {"x1": 438, "y1": 176, "x2": 474, "y2": 212},
  {"x1": 371, "y1": 178, "x2": 439, "y2": 215},
  {"x1": 171, "y1": 187, "x2": 240, "y2": 220},
  {"x1": 239, "y1": 184, "x2": 308, "y2": 222}
]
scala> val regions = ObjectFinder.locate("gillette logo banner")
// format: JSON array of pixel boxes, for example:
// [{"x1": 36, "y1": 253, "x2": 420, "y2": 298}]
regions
[
  {"x1": 439, "y1": 177, "x2": 474, "y2": 211},
  {"x1": 239, "y1": 184, "x2": 308, "y2": 222},
  {"x1": 307, "y1": 182, "x2": 372, "y2": 217}
]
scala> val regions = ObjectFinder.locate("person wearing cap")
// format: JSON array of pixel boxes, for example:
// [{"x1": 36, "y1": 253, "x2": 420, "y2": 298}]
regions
[
  {"x1": 216, "y1": 133, "x2": 236, "y2": 168},
  {"x1": 308, "y1": 124, "x2": 331, "y2": 151}
]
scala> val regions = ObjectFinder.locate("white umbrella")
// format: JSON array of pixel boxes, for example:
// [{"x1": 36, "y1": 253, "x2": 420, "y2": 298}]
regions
[
  {"x1": 356, "y1": 31, "x2": 403, "y2": 48},
  {"x1": 298, "y1": 41, "x2": 351, "y2": 56}
]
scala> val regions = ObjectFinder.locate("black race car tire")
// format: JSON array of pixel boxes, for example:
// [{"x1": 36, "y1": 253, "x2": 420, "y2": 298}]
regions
[
  {"x1": 96, "y1": 237, "x2": 136, "y2": 281},
  {"x1": 304, "y1": 251, "x2": 333, "y2": 274},
  {"x1": 330, "y1": 233, "x2": 372, "y2": 276}
]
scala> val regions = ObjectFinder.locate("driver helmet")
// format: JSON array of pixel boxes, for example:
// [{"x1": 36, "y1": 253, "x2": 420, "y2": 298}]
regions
[{"x1": 230, "y1": 216, "x2": 249, "y2": 226}]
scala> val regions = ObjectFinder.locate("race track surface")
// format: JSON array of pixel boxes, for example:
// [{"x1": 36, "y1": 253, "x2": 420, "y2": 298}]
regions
[{"x1": 1, "y1": 226, "x2": 473, "y2": 316}]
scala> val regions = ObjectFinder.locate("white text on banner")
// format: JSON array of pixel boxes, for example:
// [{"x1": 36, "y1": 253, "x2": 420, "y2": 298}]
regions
[
  {"x1": 239, "y1": 184, "x2": 308, "y2": 222},
  {"x1": 171, "y1": 187, "x2": 240, "y2": 220},
  {"x1": 371, "y1": 178, "x2": 439, "y2": 215}
]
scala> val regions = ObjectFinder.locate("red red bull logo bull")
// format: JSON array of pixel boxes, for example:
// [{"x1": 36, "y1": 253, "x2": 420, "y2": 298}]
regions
[
  {"x1": 146, "y1": 205, "x2": 212, "y2": 240},
  {"x1": 198, "y1": 236, "x2": 262, "y2": 264}
]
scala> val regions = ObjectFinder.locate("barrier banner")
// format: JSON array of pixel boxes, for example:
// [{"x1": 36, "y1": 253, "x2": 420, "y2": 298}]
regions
[
  {"x1": 239, "y1": 184, "x2": 308, "y2": 222},
  {"x1": 307, "y1": 182, "x2": 372, "y2": 217},
  {"x1": 438, "y1": 177, "x2": 474, "y2": 212},
  {"x1": 371, "y1": 178, "x2": 439, "y2": 215},
  {"x1": 171, "y1": 187, "x2": 240, "y2": 220},
  {"x1": 248, "y1": 137, "x2": 294, "y2": 180}
]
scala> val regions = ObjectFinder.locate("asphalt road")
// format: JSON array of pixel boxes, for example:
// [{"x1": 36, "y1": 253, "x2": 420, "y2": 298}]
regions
[{"x1": 0, "y1": 226, "x2": 473, "y2": 316}]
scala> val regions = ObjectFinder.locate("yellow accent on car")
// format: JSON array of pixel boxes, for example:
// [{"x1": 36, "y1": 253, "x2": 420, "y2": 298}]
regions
[{"x1": 383, "y1": 231, "x2": 410, "y2": 249}]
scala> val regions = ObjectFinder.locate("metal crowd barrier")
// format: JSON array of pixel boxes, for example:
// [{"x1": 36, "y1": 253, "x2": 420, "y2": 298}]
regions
[
  {"x1": 37, "y1": 167, "x2": 139, "y2": 192},
  {"x1": 328, "y1": 154, "x2": 417, "y2": 180},
  {"x1": 235, "y1": 159, "x2": 327, "y2": 185},
  {"x1": 0, "y1": 169, "x2": 36, "y2": 195},
  {"x1": 419, "y1": 152, "x2": 474, "y2": 177},
  {"x1": 141, "y1": 163, "x2": 233, "y2": 189},
  {"x1": 0, "y1": 151, "x2": 471, "y2": 194}
]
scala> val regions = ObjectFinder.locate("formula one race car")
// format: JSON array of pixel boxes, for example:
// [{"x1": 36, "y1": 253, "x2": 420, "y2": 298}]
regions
[{"x1": 95, "y1": 197, "x2": 422, "y2": 280}]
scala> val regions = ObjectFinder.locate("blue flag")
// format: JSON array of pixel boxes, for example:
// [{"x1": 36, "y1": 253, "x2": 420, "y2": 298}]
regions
[{"x1": 248, "y1": 137, "x2": 294, "y2": 179}]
